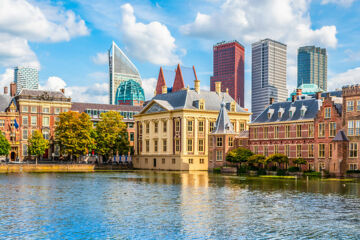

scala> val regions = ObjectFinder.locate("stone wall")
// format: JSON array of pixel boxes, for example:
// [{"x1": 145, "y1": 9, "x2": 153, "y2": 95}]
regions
[{"x1": 0, "y1": 164, "x2": 94, "y2": 173}]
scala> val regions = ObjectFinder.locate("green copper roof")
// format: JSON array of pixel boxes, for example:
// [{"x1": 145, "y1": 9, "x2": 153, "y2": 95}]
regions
[
  {"x1": 290, "y1": 84, "x2": 323, "y2": 95},
  {"x1": 115, "y1": 79, "x2": 145, "y2": 104}
]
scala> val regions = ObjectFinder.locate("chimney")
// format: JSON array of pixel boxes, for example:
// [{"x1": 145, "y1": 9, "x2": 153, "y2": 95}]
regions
[
  {"x1": 270, "y1": 97, "x2": 275, "y2": 104},
  {"x1": 316, "y1": 91, "x2": 322, "y2": 100},
  {"x1": 4, "y1": 86, "x2": 8, "y2": 95},
  {"x1": 162, "y1": 85, "x2": 167, "y2": 94},
  {"x1": 215, "y1": 81, "x2": 221, "y2": 94},
  {"x1": 10, "y1": 82, "x2": 16, "y2": 97},
  {"x1": 194, "y1": 79, "x2": 200, "y2": 93},
  {"x1": 60, "y1": 88, "x2": 65, "y2": 94},
  {"x1": 292, "y1": 94, "x2": 296, "y2": 102},
  {"x1": 296, "y1": 88, "x2": 302, "y2": 96},
  {"x1": 226, "y1": 88, "x2": 229, "y2": 94},
  {"x1": 326, "y1": 92, "x2": 330, "y2": 98}
]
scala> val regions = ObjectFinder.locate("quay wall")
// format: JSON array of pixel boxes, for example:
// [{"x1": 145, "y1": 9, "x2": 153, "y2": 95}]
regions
[{"x1": 0, "y1": 164, "x2": 95, "y2": 173}]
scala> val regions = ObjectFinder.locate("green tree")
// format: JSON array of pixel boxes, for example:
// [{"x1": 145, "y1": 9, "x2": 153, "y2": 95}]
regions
[
  {"x1": 293, "y1": 157, "x2": 307, "y2": 170},
  {"x1": 266, "y1": 154, "x2": 289, "y2": 169},
  {"x1": 0, "y1": 131, "x2": 10, "y2": 157},
  {"x1": 28, "y1": 130, "x2": 49, "y2": 164},
  {"x1": 226, "y1": 147, "x2": 253, "y2": 167},
  {"x1": 55, "y1": 111, "x2": 95, "y2": 161},
  {"x1": 95, "y1": 111, "x2": 129, "y2": 162},
  {"x1": 248, "y1": 154, "x2": 266, "y2": 168}
]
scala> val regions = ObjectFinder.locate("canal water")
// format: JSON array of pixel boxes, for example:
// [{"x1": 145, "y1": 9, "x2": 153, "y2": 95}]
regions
[{"x1": 0, "y1": 171, "x2": 360, "y2": 239}]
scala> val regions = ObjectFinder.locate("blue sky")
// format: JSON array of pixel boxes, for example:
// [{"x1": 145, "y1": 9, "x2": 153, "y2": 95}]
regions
[{"x1": 0, "y1": 0, "x2": 360, "y2": 108}]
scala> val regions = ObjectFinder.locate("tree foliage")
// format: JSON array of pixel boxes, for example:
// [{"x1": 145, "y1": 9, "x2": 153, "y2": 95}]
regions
[
  {"x1": 266, "y1": 154, "x2": 289, "y2": 169},
  {"x1": 226, "y1": 147, "x2": 253, "y2": 164},
  {"x1": 55, "y1": 111, "x2": 95, "y2": 160},
  {"x1": 0, "y1": 131, "x2": 10, "y2": 156},
  {"x1": 95, "y1": 111, "x2": 129, "y2": 159},
  {"x1": 247, "y1": 154, "x2": 266, "y2": 165},
  {"x1": 28, "y1": 130, "x2": 49, "y2": 163},
  {"x1": 293, "y1": 157, "x2": 307, "y2": 167}
]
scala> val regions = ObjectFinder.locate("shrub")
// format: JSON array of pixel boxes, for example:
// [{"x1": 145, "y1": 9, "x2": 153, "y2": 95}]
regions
[
  {"x1": 288, "y1": 166, "x2": 300, "y2": 172},
  {"x1": 238, "y1": 166, "x2": 248, "y2": 174},
  {"x1": 304, "y1": 171, "x2": 321, "y2": 177},
  {"x1": 258, "y1": 169, "x2": 267, "y2": 175},
  {"x1": 226, "y1": 147, "x2": 253, "y2": 165},
  {"x1": 346, "y1": 170, "x2": 360, "y2": 174},
  {"x1": 213, "y1": 167, "x2": 221, "y2": 173},
  {"x1": 269, "y1": 166, "x2": 277, "y2": 171},
  {"x1": 277, "y1": 169, "x2": 287, "y2": 176}
]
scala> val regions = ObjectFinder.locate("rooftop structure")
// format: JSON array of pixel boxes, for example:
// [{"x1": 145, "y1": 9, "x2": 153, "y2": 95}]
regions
[{"x1": 115, "y1": 79, "x2": 145, "y2": 106}]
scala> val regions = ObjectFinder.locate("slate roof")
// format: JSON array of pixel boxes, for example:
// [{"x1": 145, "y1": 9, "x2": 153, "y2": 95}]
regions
[
  {"x1": 0, "y1": 94, "x2": 12, "y2": 112},
  {"x1": 211, "y1": 102, "x2": 236, "y2": 134},
  {"x1": 332, "y1": 130, "x2": 349, "y2": 142},
  {"x1": 147, "y1": 89, "x2": 249, "y2": 113},
  {"x1": 334, "y1": 103, "x2": 343, "y2": 116},
  {"x1": 252, "y1": 98, "x2": 322, "y2": 123},
  {"x1": 17, "y1": 89, "x2": 70, "y2": 101},
  {"x1": 71, "y1": 102, "x2": 143, "y2": 112}
]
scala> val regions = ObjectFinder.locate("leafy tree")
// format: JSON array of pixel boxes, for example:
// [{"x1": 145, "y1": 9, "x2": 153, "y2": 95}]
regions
[
  {"x1": 0, "y1": 131, "x2": 10, "y2": 157},
  {"x1": 95, "y1": 111, "x2": 129, "y2": 162},
  {"x1": 266, "y1": 154, "x2": 289, "y2": 169},
  {"x1": 28, "y1": 130, "x2": 49, "y2": 164},
  {"x1": 293, "y1": 157, "x2": 307, "y2": 170},
  {"x1": 248, "y1": 154, "x2": 266, "y2": 168},
  {"x1": 226, "y1": 147, "x2": 253, "y2": 166},
  {"x1": 55, "y1": 111, "x2": 95, "y2": 161}
]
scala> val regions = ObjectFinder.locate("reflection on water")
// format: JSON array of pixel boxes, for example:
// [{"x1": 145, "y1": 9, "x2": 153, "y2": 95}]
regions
[{"x1": 0, "y1": 171, "x2": 360, "y2": 239}]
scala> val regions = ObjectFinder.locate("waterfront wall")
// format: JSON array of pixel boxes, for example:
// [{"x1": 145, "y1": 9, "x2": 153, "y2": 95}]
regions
[{"x1": 0, "y1": 164, "x2": 95, "y2": 173}]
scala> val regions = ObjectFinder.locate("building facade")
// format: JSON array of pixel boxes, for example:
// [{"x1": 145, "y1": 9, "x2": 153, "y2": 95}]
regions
[
  {"x1": 14, "y1": 67, "x2": 39, "y2": 94},
  {"x1": 109, "y1": 41, "x2": 142, "y2": 105},
  {"x1": 297, "y1": 46, "x2": 327, "y2": 91},
  {"x1": 251, "y1": 39, "x2": 287, "y2": 121},
  {"x1": 134, "y1": 74, "x2": 251, "y2": 171},
  {"x1": 210, "y1": 41, "x2": 245, "y2": 107}
]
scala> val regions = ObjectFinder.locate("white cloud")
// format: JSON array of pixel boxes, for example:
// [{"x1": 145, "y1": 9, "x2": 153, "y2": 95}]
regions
[
  {"x1": 0, "y1": 0, "x2": 89, "y2": 68},
  {"x1": 119, "y1": 3, "x2": 180, "y2": 65},
  {"x1": 328, "y1": 67, "x2": 360, "y2": 90},
  {"x1": 91, "y1": 52, "x2": 108, "y2": 65},
  {"x1": 142, "y1": 77, "x2": 157, "y2": 100},
  {"x1": 0, "y1": 68, "x2": 14, "y2": 94},
  {"x1": 321, "y1": 0, "x2": 355, "y2": 7},
  {"x1": 40, "y1": 76, "x2": 67, "y2": 91}
]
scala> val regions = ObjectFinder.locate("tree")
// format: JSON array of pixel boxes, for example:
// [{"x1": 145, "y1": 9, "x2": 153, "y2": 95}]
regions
[
  {"x1": 0, "y1": 131, "x2": 10, "y2": 157},
  {"x1": 28, "y1": 130, "x2": 49, "y2": 164},
  {"x1": 266, "y1": 154, "x2": 289, "y2": 169},
  {"x1": 248, "y1": 154, "x2": 266, "y2": 168},
  {"x1": 293, "y1": 157, "x2": 307, "y2": 170},
  {"x1": 55, "y1": 111, "x2": 95, "y2": 161},
  {"x1": 226, "y1": 147, "x2": 253, "y2": 166},
  {"x1": 95, "y1": 111, "x2": 129, "y2": 162}
]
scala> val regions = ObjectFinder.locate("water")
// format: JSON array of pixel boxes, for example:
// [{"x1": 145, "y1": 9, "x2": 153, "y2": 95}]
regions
[{"x1": 0, "y1": 172, "x2": 360, "y2": 240}]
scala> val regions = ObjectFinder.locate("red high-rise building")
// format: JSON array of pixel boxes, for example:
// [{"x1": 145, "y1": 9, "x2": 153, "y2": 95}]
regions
[{"x1": 210, "y1": 41, "x2": 245, "y2": 107}]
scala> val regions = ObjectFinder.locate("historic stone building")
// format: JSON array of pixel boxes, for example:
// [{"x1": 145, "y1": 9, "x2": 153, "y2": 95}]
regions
[{"x1": 134, "y1": 66, "x2": 251, "y2": 171}]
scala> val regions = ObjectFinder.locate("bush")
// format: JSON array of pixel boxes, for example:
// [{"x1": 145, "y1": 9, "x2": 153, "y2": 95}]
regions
[
  {"x1": 258, "y1": 169, "x2": 267, "y2": 176},
  {"x1": 288, "y1": 166, "x2": 300, "y2": 172},
  {"x1": 238, "y1": 166, "x2": 248, "y2": 174},
  {"x1": 346, "y1": 170, "x2": 360, "y2": 174},
  {"x1": 213, "y1": 167, "x2": 221, "y2": 173},
  {"x1": 270, "y1": 166, "x2": 277, "y2": 171},
  {"x1": 304, "y1": 171, "x2": 321, "y2": 177},
  {"x1": 277, "y1": 169, "x2": 287, "y2": 176}
]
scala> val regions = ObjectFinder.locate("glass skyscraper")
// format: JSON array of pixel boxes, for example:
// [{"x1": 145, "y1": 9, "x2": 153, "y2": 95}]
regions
[
  {"x1": 14, "y1": 67, "x2": 39, "y2": 94},
  {"x1": 297, "y1": 46, "x2": 327, "y2": 91},
  {"x1": 109, "y1": 41, "x2": 142, "y2": 105}
]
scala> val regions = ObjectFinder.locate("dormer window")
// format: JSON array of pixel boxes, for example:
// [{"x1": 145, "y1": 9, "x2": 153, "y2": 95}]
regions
[
  {"x1": 300, "y1": 106, "x2": 307, "y2": 117},
  {"x1": 199, "y1": 99, "x2": 205, "y2": 110},
  {"x1": 289, "y1": 111, "x2": 293, "y2": 118},
  {"x1": 278, "y1": 108, "x2": 284, "y2": 118},
  {"x1": 267, "y1": 109, "x2": 274, "y2": 119},
  {"x1": 230, "y1": 101, "x2": 236, "y2": 112},
  {"x1": 289, "y1": 106, "x2": 296, "y2": 118}
]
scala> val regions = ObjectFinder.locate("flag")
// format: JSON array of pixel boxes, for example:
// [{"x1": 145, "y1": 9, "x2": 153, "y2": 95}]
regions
[{"x1": 14, "y1": 119, "x2": 19, "y2": 129}]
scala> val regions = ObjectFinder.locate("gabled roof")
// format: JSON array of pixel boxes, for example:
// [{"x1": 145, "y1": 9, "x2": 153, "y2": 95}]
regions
[
  {"x1": 155, "y1": 67, "x2": 167, "y2": 95},
  {"x1": 0, "y1": 94, "x2": 12, "y2": 112},
  {"x1": 252, "y1": 98, "x2": 322, "y2": 123},
  {"x1": 332, "y1": 130, "x2": 349, "y2": 142},
  {"x1": 211, "y1": 102, "x2": 236, "y2": 134},
  {"x1": 172, "y1": 64, "x2": 185, "y2": 92}
]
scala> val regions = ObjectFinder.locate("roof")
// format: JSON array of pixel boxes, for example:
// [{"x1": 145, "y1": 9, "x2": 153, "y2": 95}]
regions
[
  {"x1": 0, "y1": 94, "x2": 12, "y2": 112},
  {"x1": 143, "y1": 89, "x2": 249, "y2": 113},
  {"x1": 71, "y1": 102, "x2": 143, "y2": 112},
  {"x1": 332, "y1": 130, "x2": 349, "y2": 142},
  {"x1": 211, "y1": 102, "x2": 236, "y2": 135},
  {"x1": 334, "y1": 103, "x2": 343, "y2": 116},
  {"x1": 115, "y1": 79, "x2": 145, "y2": 103},
  {"x1": 252, "y1": 98, "x2": 322, "y2": 123},
  {"x1": 16, "y1": 89, "x2": 71, "y2": 102},
  {"x1": 110, "y1": 41, "x2": 141, "y2": 79}
]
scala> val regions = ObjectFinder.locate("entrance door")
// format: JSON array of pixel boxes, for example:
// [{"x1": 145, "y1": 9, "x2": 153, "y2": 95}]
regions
[
  {"x1": 10, "y1": 152, "x2": 15, "y2": 161},
  {"x1": 153, "y1": 158, "x2": 157, "y2": 168}
]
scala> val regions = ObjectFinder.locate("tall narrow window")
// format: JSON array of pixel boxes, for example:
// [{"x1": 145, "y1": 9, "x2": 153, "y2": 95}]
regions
[
  {"x1": 285, "y1": 125, "x2": 290, "y2": 138},
  {"x1": 318, "y1": 144, "x2": 325, "y2": 158},
  {"x1": 264, "y1": 127, "x2": 269, "y2": 139},
  {"x1": 163, "y1": 139, "x2": 167, "y2": 152},
  {"x1": 228, "y1": 137, "x2": 233, "y2": 147},
  {"x1": 319, "y1": 123, "x2": 325, "y2": 137},
  {"x1": 308, "y1": 124, "x2": 314, "y2": 137},
  {"x1": 146, "y1": 140, "x2": 149, "y2": 152},
  {"x1": 146, "y1": 123, "x2": 150, "y2": 134},
  {"x1": 347, "y1": 101, "x2": 354, "y2": 112},
  {"x1": 348, "y1": 121, "x2": 354, "y2": 136},
  {"x1": 154, "y1": 140, "x2": 158, "y2": 152},
  {"x1": 285, "y1": 145, "x2": 290, "y2": 156},
  {"x1": 216, "y1": 137, "x2": 223, "y2": 147},
  {"x1": 209, "y1": 122, "x2": 215, "y2": 132},
  {"x1": 264, "y1": 146, "x2": 268, "y2": 156},
  {"x1": 175, "y1": 139, "x2": 180, "y2": 152},
  {"x1": 187, "y1": 120, "x2": 193, "y2": 132},
  {"x1": 216, "y1": 151, "x2": 223, "y2": 161},
  {"x1": 175, "y1": 121, "x2": 180, "y2": 132},
  {"x1": 329, "y1": 143, "x2": 333, "y2": 158},
  {"x1": 356, "y1": 120, "x2": 360, "y2": 136},
  {"x1": 297, "y1": 145, "x2": 302, "y2": 157},
  {"x1": 187, "y1": 139, "x2": 193, "y2": 152},
  {"x1": 154, "y1": 122, "x2": 158, "y2": 133},
  {"x1": 274, "y1": 126, "x2": 279, "y2": 138},
  {"x1": 274, "y1": 145, "x2": 279, "y2": 154},
  {"x1": 324, "y1": 107, "x2": 331, "y2": 118},
  {"x1": 329, "y1": 122, "x2": 336, "y2": 137},
  {"x1": 296, "y1": 125, "x2": 302, "y2": 138},
  {"x1": 198, "y1": 121, "x2": 204, "y2": 132},
  {"x1": 309, "y1": 144, "x2": 314, "y2": 158},
  {"x1": 163, "y1": 121, "x2": 167, "y2": 133},
  {"x1": 198, "y1": 139, "x2": 204, "y2": 152},
  {"x1": 349, "y1": 143, "x2": 358, "y2": 158}
]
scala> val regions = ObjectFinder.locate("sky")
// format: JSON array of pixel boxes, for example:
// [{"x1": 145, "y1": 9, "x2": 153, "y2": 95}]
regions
[{"x1": 0, "y1": 0, "x2": 360, "y2": 109}]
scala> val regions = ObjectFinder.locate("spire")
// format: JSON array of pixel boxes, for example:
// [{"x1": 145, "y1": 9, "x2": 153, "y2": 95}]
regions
[
  {"x1": 212, "y1": 102, "x2": 236, "y2": 134},
  {"x1": 155, "y1": 67, "x2": 167, "y2": 95},
  {"x1": 172, "y1": 64, "x2": 185, "y2": 92}
]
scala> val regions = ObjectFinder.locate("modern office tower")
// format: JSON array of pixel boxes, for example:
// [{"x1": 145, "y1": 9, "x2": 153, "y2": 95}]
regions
[
  {"x1": 251, "y1": 39, "x2": 287, "y2": 121},
  {"x1": 297, "y1": 46, "x2": 327, "y2": 91},
  {"x1": 14, "y1": 67, "x2": 39, "y2": 94},
  {"x1": 210, "y1": 40, "x2": 245, "y2": 107},
  {"x1": 109, "y1": 41, "x2": 142, "y2": 105}
]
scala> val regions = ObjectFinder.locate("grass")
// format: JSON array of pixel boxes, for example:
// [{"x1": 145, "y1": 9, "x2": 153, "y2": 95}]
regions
[
  {"x1": 259, "y1": 175, "x2": 296, "y2": 179},
  {"x1": 322, "y1": 178, "x2": 355, "y2": 182}
]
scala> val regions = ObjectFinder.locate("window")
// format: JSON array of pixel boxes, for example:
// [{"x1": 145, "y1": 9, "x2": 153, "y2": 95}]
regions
[
  {"x1": 319, "y1": 144, "x2": 325, "y2": 158},
  {"x1": 296, "y1": 125, "x2": 302, "y2": 138},
  {"x1": 0, "y1": 120, "x2": 4, "y2": 127},
  {"x1": 55, "y1": 117, "x2": 60, "y2": 125},
  {"x1": 162, "y1": 158, "x2": 165, "y2": 164},
  {"x1": 200, "y1": 158, "x2": 204, "y2": 164},
  {"x1": 329, "y1": 143, "x2": 333, "y2": 158},
  {"x1": 23, "y1": 144, "x2": 28, "y2": 157},
  {"x1": 154, "y1": 122, "x2": 158, "y2": 133},
  {"x1": 308, "y1": 124, "x2": 314, "y2": 137},
  {"x1": 55, "y1": 108, "x2": 60, "y2": 114},
  {"x1": 285, "y1": 145, "x2": 290, "y2": 156},
  {"x1": 254, "y1": 146, "x2": 259, "y2": 154},
  {"x1": 274, "y1": 126, "x2": 279, "y2": 138},
  {"x1": 43, "y1": 129, "x2": 50, "y2": 140},
  {"x1": 228, "y1": 137, "x2": 233, "y2": 147},
  {"x1": 187, "y1": 120, "x2": 193, "y2": 132},
  {"x1": 264, "y1": 127, "x2": 268, "y2": 139},
  {"x1": 278, "y1": 111, "x2": 282, "y2": 118},
  {"x1": 209, "y1": 122, "x2": 215, "y2": 132},
  {"x1": 198, "y1": 139, "x2": 204, "y2": 152},
  {"x1": 175, "y1": 121, "x2": 180, "y2": 132},
  {"x1": 356, "y1": 120, "x2": 360, "y2": 136},
  {"x1": 329, "y1": 122, "x2": 336, "y2": 137},
  {"x1": 154, "y1": 140, "x2": 158, "y2": 152},
  {"x1": 349, "y1": 143, "x2": 358, "y2": 158},
  {"x1": 22, "y1": 116, "x2": 28, "y2": 126},
  {"x1": 187, "y1": 139, "x2": 193, "y2": 152},
  {"x1": 146, "y1": 123, "x2": 150, "y2": 134},
  {"x1": 31, "y1": 116, "x2": 37, "y2": 126},
  {"x1": 198, "y1": 121, "x2": 204, "y2": 132},
  {"x1": 349, "y1": 163, "x2": 358, "y2": 170},
  {"x1": 172, "y1": 158, "x2": 176, "y2": 164},
  {"x1": 285, "y1": 125, "x2": 290, "y2": 138},
  {"x1": 264, "y1": 146, "x2": 268, "y2": 156},
  {"x1": 163, "y1": 139, "x2": 167, "y2": 152},
  {"x1": 324, "y1": 107, "x2": 331, "y2": 118},
  {"x1": 348, "y1": 120, "x2": 354, "y2": 136},
  {"x1": 139, "y1": 124, "x2": 143, "y2": 135},
  {"x1": 130, "y1": 133, "x2": 134, "y2": 141},
  {"x1": 289, "y1": 111, "x2": 293, "y2": 118},
  {"x1": 23, "y1": 130, "x2": 28, "y2": 140},
  {"x1": 199, "y1": 101, "x2": 205, "y2": 110},
  {"x1": 128, "y1": 123, "x2": 134, "y2": 128},
  {"x1": 163, "y1": 121, "x2": 167, "y2": 133},
  {"x1": 145, "y1": 158, "x2": 148, "y2": 164},
  {"x1": 216, "y1": 151, "x2": 223, "y2": 161},
  {"x1": 63, "y1": 108, "x2": 68, "y2": 112},
  {"x1": 175, "y1": 139, "x2": 180, "y2": 152},
  {"x1": 347, "y1": 100, "x2": 354, "y2": 112},
  {"x1": 146, "y1": 140, "x2": 149, "y2": 152},
  {"x1": 254, "y1": 128, "x2": 258, "y2": 139},
  {"x1": 274, "y1": 145, "x2": 279, "y2": 154},
  {"x1": 31, "y1": 106, "x2": 37, "y2": 113},
  {"x1": 309, "y1": 144, "x2": 314, "y2": 158},
  {"x1": 319, "y1": 123, "x2": 325, "y2": 137},
  {"x1": 357, "y1": 101, "x2": 360, "y2": 111},
  {"x1": 240, "y1": 123, "x2": 245, "y2": 132},
  {"x1": 22, "y1": 106, "x2": 28, "y2": 113},
  {"x1": 43, "y1": 116, "x2": 49, "y2": 127},
  {"x1": 43, "y1": 107, "x2": 50, "y2": 113},
  {"x1": 189, "y1": 159, "x2": 193, "y2": 164},
  {"x1": 297, "y1": 145, "x2": 302, "y2": 157},
  {"x1": 216, "y1": 137, "x2": 223, "y2": 147}
]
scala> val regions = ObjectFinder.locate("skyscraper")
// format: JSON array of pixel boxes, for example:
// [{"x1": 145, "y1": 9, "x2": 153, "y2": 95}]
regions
[
  {"x1": 109, "y1": 41, "x2": 142, "y2": 105},
  {"x1": 251, "y1": 39, "x2": 287, "y2": 121},
  {"x1": 14, "y1": 67, "x2": 39, "y2": 94},
  {"x1": 210, "y1": 40, "x2": 245, "y2": 107},
  {"x1": 297, "y1": 46, "x2": 327, "y2": 91}
]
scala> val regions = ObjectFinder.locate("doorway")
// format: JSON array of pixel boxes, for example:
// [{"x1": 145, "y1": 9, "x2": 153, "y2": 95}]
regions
[
  {"x1": 153, "y1": 158, "x2": 157, "y2": 168},
  {"x1": 10, "y1": 152, "x2": 15, "y2": 161}
]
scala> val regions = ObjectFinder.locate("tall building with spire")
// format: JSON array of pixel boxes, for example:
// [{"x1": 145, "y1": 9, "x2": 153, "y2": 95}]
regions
[{"x1": 108, "y1": 41, "x2": 142, "y2": 105}]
